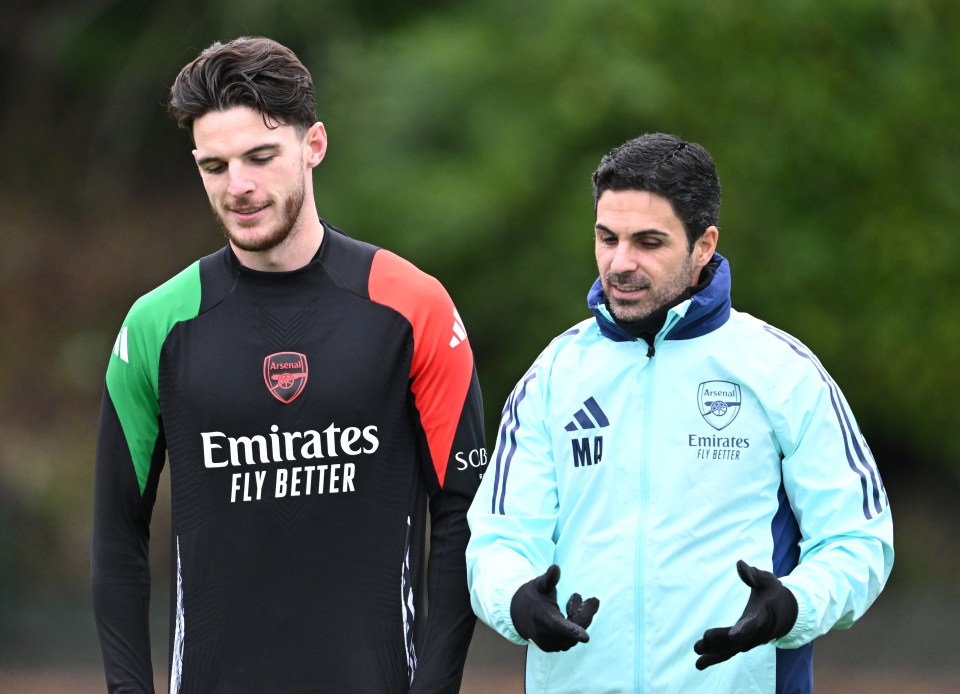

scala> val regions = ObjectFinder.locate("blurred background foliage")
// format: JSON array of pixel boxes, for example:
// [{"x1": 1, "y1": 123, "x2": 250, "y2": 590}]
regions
[{"x1": 1, "y1": 0, "x2": 958, "y2": 677}]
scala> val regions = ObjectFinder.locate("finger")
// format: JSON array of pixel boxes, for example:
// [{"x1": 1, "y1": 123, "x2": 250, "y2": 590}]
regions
[
  {"x1": 567, "y1": 595, "x2": 599, "y2": 629},
  {"x1": 542, "y1": 610, "x2": 590, "y2": 644},
  {"x1": 694, "y1": 630, "x2": 739, "y2": 668},
  {"x1": 696, "y1": 626, "x2": 734, "y2": 652},
  {"x1": 566, "y1": 592, "x2": 582, "y2": 616},
  {"x1": 534, "y1": 564, "x2": 562, "y2": 595},
  {"x1": 737, "y1": 560, "x2": 776, "y2": 592},
  {"x1": 695, "y1": 649, "x2": 737, "y2": 671},
  {"x1": 735, "y1": 559, "x2": 756, "y2": 586}
]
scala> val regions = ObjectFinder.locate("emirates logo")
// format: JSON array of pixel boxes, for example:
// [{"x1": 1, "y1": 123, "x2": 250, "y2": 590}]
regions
[{"x1": 263, "y1": 352, "x2": 309, "y2": 404}]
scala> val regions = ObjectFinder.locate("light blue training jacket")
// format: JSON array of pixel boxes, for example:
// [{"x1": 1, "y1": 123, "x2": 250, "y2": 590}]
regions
[{"x1": 466, "y1": 254, "x2": 894, "y2": 694}]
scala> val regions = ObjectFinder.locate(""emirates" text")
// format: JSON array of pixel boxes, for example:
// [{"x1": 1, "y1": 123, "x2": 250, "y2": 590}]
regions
[{"x1": 202, "y1": 424, "x2": 379, "y2": 468}]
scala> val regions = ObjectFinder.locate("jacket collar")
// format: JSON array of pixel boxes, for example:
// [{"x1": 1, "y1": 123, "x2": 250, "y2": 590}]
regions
[{"x1": 587, "y1": 252, "x2": 732, "y2": 344}]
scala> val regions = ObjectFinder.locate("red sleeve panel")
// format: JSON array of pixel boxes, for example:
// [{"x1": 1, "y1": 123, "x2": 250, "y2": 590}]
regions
[{"x1": 368, "y1": 249, "x2": 475, "y2": 488}]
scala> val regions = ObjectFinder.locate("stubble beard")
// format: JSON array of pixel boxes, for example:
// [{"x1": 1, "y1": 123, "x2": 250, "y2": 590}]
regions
[
  {"x1": 213, "y1": 170, "x2": 307, "y2": 253},
  {"x1": 605, "y1": 252, "x2": 696, "y2": 324}
]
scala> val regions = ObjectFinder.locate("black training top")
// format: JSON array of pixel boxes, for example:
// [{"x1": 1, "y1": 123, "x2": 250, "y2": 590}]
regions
[{"x1": 92, "y1": 222, "x2": 486, "y2": 693}]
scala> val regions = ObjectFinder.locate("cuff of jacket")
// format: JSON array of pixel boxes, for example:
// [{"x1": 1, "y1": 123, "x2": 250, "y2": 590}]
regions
[
  {"x1": 488, "y1": 575, "x2": 532, "y2": 647},
  {"x1": 771, "y1": 583, "x2": 810, "y2": 649}
]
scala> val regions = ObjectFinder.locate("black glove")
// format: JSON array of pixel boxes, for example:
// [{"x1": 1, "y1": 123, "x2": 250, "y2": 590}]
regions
[
  {"x1": 694, "y1": 560, "x2": 798, "y2": 670},
  {"x1": 510, "y1": 564, "x2": 600, "y2": 652}
]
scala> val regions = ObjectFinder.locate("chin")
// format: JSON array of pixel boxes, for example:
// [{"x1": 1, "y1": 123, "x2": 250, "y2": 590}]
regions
[
  {"x1": 610, "y1": 303, "x2": 643, "y2": 322},
  {"x1": 231, "y1": 226, "x2": 290, "y2": 252}
]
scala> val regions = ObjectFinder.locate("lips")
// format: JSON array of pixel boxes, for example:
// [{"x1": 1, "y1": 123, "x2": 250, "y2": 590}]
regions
[
  {"x1": 230, "y1": 204, "x2": 269, "y2": 215},
  {"x1": 605, "y1": 281, "x2": 651, "y2": 307},
  {"x1": 225, "y1": 202, "x2": 271, "y2": 226},
  {"x1": 609, "y1": 282, "x2": 649, "y2": 296}
]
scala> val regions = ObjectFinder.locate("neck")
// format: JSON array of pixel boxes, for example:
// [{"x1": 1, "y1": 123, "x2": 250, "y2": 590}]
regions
[
  {"x1": 612, "y1": 263, "x2": 716, "y2": 340},
  {"x1": 232, "y1": 213, "x2": 325, "y2": 272},
  {"x1": 612, "y1": 293, "x2": 685, "y2": 342}
]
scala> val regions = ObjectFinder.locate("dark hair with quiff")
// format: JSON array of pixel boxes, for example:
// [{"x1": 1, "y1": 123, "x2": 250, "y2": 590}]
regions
[
  {"x1": 592, "y1": 133, "x2": 721, "y2": 250},
  {"x1": 168, "y1": 36, "x2": 316, "y2": 136}
]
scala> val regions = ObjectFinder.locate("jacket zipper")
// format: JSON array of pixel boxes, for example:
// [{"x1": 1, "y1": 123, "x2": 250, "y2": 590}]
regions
[{"x1": 634, "y1": 341, "x2": 656, "y2": 692}]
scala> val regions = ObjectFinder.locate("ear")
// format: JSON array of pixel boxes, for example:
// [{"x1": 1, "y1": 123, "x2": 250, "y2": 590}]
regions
[
  {"x1": 305, "y1": 122, "x2": 327, "y2": 169},
  {"x1": 694, "y1": 226, "x2": 719, "y2": 269}
]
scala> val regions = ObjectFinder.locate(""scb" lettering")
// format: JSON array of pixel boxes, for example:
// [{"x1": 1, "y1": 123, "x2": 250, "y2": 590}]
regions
[{"x1": 455, "y1": 448, "x2": 488, "y2": 471}]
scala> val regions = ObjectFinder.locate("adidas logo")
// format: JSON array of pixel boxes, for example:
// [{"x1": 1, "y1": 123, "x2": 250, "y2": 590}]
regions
[
  {"x1": 566, "y1": 398, "x2": 608, "y2": 468},
  {"x1": 113, "y1": 326, "x2": 129, "y2": 363},
  {"x1": 449, "y1": 308, "x2": 467, "y2": 348},
  {"x1": 564, "y1": 397, "x2": 609, "y2": 432}
]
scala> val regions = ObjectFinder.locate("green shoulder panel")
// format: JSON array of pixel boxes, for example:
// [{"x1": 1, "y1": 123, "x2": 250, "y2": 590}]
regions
[{"x1": 105, "y1": 261, "x2": 202, "y2": 494}]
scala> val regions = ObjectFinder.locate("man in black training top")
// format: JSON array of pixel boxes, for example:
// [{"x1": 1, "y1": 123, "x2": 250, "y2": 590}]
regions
[{"x1": 92, "y1": 36, "x2": 486, "y2": 693}]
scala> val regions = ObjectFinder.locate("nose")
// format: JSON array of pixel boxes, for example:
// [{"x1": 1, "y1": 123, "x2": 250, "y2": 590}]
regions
[
  {"x1": 226, "y1": 162, "x2": 255, "y2": 198},
  {"x1": 608, "y1": 240, "x2": 637, "y2": 274}
]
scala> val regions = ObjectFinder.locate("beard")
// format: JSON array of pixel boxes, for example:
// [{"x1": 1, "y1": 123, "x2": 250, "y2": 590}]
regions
[
  {"x1": 603, "y1": 252, "x2": 697, "y2": 324},
  {"x1": 212, "y1": 169, "x2": 306, "y2": 253}
]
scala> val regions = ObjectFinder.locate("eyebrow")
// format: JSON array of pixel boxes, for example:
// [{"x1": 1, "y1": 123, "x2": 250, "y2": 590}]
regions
[
  {"x1": 196, "y1": 143, "x2": 282, "y2": 168},
  {"x1": 594, "y1": 223, "x2": 669, "y2": 238}
]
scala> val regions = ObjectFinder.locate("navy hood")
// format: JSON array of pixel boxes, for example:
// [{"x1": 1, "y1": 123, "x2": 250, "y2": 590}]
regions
[{"x1": 587, "y1": 252, "x2": 732, "y2": 343}]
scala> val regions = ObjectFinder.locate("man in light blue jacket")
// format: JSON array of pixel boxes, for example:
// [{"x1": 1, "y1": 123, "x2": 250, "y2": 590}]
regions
[{"x1": 466, "y1": 133, "x2": 894, "y2": 693}]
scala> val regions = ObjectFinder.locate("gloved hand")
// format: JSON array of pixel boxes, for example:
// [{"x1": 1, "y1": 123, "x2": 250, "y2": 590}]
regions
[
  {"x1": 694, "y1": 560, "x2": 798, "y2": 670},
  {"x1": 510, "y1": 564, "x2": 600, "y2": 652}
]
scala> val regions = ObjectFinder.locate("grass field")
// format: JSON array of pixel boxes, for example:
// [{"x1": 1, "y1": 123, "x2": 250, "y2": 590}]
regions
[
  {"x1": 0, "y1": 668, "x2": 958, "y2": 693},
  {"x1": 2, "y1": 590, "x2": 958, "y2": 692},
  {"x1": 4, "y1": 618, "x2": 958, "y2": 693}
]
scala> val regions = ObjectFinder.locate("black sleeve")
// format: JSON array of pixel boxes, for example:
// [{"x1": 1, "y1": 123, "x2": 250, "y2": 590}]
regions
[
  {"x1": 91, "y1": 388, "x2": 164, "y2": 693},
  {"x1": 410, "y1": 368, "x2": 485, "y2": 693},
  {"x1": 364, "y1": 246, "x2": 487, "y2": 692}
]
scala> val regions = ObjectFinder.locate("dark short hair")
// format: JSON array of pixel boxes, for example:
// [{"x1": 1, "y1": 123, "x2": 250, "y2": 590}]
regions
[
  {"x1": 168, "y1": 36, "x2": 316, "y2": 136},
  {"x1": 592, "y1": 133, "x2": 721, "y2": 249}
]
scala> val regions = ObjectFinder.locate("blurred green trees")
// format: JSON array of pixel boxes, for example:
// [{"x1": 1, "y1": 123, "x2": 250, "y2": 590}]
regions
[{"x1": 1, "y1": 0, "x2": 959, "y2": 609}]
